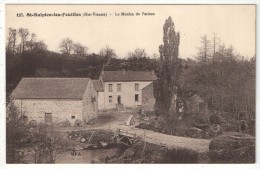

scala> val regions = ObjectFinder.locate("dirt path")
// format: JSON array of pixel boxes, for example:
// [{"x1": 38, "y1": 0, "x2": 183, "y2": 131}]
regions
[
  {"x1": 55, "y1": 110, "x2": 211, "y2": 153},
  {"x1": 117, "y1": 125, "x2": 211, "y2": 153}
]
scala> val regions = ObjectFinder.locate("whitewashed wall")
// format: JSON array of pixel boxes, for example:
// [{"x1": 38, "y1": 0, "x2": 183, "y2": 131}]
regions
[
  {"x1": 97, "y1": 92, "x2": 105, "y2": 110},
  {"x1": 103, "y1": 81, "x2": 152, "y2": 109}
]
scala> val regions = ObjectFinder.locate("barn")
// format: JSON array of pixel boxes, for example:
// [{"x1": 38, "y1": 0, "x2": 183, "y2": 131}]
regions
[{"x1": 12, "y1": 78, "x2": 98, "y2": 126}]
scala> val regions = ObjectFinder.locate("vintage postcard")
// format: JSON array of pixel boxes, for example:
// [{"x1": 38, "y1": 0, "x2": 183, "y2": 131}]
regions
[{"x1": 1, "y1": 2, "x2": 257, "y2": 167}]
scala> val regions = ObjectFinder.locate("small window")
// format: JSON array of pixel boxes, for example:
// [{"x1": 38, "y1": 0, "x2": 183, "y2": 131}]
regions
[
  {"x1": 91, "y1": 97, "x2": 96, "y2": 102},
  {"x1": 109, "y1": 96, "x2": 113, "y2": 103},
  {"x1": 71, "y1": 116, "x2": 75, "y2": 119},
  {"x1": 117, "y1": 84, "x2": 121, "y2": 92},
  {"x1": 135, "y1": 94, "x2": 139, "y2": 102},
  {"x1": 135, "y1": 83, "x2": 139, "y2": 91},
  {"x1": 108, "y1": 84, "x2": 113, "y2": 92}
]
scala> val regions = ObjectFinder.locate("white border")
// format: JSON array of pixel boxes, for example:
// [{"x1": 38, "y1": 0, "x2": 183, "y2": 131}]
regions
[{"x1": 0, "y1": 1, "x2": 259, "y2": 169}]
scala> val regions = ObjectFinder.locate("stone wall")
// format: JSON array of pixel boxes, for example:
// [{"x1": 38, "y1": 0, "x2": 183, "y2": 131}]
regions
[
  {"x1": 13, "y1": 99, "x2": 83, "y2": 125},
  {"x1": 142, "y1": 83, "x2": 155, "y2": 111},
  {"x1": 82, "y1": 80, "x2": 98, "y2": 124}
]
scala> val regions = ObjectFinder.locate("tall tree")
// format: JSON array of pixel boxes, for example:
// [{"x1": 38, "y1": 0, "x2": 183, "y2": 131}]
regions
[
  {"x1": 7, "y1": 28, "x2": 17, "y2": 55},
  {"x1": 59, "y1": 38, "x2": 73, "y2": 55},
  {"x1": 154, "y1": 16, "x2": 180, "y2": 117},
  {"x1": 18, "y1": 28, "x2": 29, "y2": 53},
  {"x1": 197, "y1": 35, "x2": 211, "y2": 62}
]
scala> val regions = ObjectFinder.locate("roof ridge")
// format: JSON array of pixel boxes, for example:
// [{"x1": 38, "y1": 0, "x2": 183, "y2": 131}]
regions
[{"x1": 21, "y1": 77, "x2": 91, "y2": 79}]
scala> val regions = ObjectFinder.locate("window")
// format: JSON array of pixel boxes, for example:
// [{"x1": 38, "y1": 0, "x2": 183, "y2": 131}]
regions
[
  {"x1": 117, "y1": 84, "x2": 121, "y2": 92},
  {"x1": 135, "y1": 94, "x2": 139, "y2": 102},
  {"x1": 45, "y1": 113, "x2": 52, "y2": 123},
  {"x1": 199, "y1": 103, "x2": 205, "y2": 112},
  {"x1": 108, "y1": 84, "x2": 113, "y2": 92},
  {"x1": 91, "y1": 97, "x2": 96, "y2": 102},
  {"x1": 135, "y1": 83, "x2": 139, "y2": 91},
  {"x1": 109, "y1": 96, "x2": 113, "y2": 103},
  {"x1": 71, "y1": 115, "x2": 75, "y2": 119}
]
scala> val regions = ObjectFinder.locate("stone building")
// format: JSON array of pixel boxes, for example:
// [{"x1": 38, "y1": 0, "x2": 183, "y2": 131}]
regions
[
  {"x1": 186, "y1": 94, "x2": 208, "y2": 114},
  {"x1": 97, "y1": 70, "x2": 157, "y2": 110},
  {"x1": 141, "y1": 82, "x2": 156, "y2": 111},
  {"x1": 12, "y1": 78, "x2": 98, "y2": 126}
]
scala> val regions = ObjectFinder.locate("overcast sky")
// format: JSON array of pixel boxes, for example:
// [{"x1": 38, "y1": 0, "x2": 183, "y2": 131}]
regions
[{"x1": 6, "y1": 5, "x2": 255, "y2": 59}]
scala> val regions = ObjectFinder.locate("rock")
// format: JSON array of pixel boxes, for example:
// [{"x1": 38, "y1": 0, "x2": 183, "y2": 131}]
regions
[
  {"x1": 186, "y1": 127, "x2": 203, "y2": 138},
  {"x1": 80, "y1": 137, "x2": 87, "y2": 143},
  {"x1": 99, "y1": 141, "x2": 108, "y2": 147},
  {"x1": 142, "y1": 116, "x2": 150, "y2": 121},
  {"x1": 209, "y1": 132, "x2": 255, "y2": 163},
  {"x1": 119, "y1": 149, "x2": 135, "y2": 159}
]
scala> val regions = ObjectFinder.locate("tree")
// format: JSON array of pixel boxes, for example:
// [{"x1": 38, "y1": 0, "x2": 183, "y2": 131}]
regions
[
  {"x1": 73, "y1": 43, "x2": 88, "y2": 57},
  {"x1": 154, "y1": 16, "x2": 180, "y2": 118},
  {"x1": 59, "y1": 38, "x2": 73, "y2": 55},
  {"x1": 26, "y1": 33, "x2": 37, "y2": 51},
  {"x1": 99, "y1": 45, "x2": 117, "y2": 64},
  {"x1": 197, "y1": 35, "x2": 211, "y2": 62},
  {"x1": 6, "y1": 102, "x2": 64, "y2": 163},
  {"x1": 128, "y1": 48, "x2": 147, "y2": 59},
  {"x1": 18, "y1": 28, "x2": 29, "y2": 53},
  {"x1": 6, "y1": 28, "x2": 17, "y2": 55}
]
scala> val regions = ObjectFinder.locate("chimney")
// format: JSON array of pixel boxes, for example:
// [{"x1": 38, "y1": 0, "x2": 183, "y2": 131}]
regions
[{"x1": 122, "y1": 69, "x2": 125, "y2": 74}]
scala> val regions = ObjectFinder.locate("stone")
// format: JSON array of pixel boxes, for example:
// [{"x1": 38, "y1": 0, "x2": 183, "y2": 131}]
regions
[
  {"x1": 209, "y1": 132, "x2": 255, "y2": 163},
  {"x1": 186, "y1": 127, "x2": 203, "y2": 138}
]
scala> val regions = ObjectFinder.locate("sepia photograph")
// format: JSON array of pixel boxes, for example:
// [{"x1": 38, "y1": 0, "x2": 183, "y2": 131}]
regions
[{"x1": 2, "y1": 3, "x2": 256, "y2": 165}]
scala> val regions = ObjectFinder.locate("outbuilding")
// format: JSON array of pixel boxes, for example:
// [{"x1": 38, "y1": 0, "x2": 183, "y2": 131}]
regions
[{"x1": 12, "y1": 78, "x2": 98, "y2": 126}]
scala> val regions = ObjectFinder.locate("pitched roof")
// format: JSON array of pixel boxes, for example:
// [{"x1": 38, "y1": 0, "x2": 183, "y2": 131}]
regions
[
  {"x1": 12, "y1": 78, "x2": 90, "y2": 99},
  {"x1": 101, "y1": 71, "x2": 157, "y2": 82},
  {"x1": 190, "y1": 94, "x2": 205, "y2": 103},
  {"x1": 92, "y1": 80, "x2": 104, "y2": 92}
]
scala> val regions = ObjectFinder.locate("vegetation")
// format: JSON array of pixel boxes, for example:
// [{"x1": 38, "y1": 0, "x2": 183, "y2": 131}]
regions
[
  {"x1": 6, "y1": 103, "x2": 64, "y2": 163},
  {"x1": 6, "y1": 15, "x2": 255, "y2": 163}
]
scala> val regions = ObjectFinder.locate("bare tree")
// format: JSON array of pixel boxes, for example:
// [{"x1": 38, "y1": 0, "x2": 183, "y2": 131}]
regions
[
  {"x1": 59, "y1": 38, "x2": 73, "y2": 55},
  {"x1": 7, "y1": 28, "x2": 17, "y2": 55},
  {"x1": 197, "y1": 35, "x2": 211, "y2": 62},
  {"x1": 73, "y1": 43, "x2": 88, "y2": 57},
  {"x1": 18, "y1": 28, "x2": 29, "y2": 53},
  {"x1": 128, "y1": 48, "x2": 147, "y2": 58},
  {"x1": 99, "y1": 45, "x2": 117, "y2": 64}
]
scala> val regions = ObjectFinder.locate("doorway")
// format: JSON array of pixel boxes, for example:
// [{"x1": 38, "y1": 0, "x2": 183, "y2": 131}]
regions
[
  {"x1": 45, "y1": 113, "x2": 52, "y2": 124},
  {"x1": 117, "y1": 95, "x2": 121, "y2": 104}
]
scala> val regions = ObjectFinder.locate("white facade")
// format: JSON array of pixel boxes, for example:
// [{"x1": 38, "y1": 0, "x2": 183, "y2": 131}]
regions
[{"x1": 98, "y1": 81, "x2": 152, "y2": 109}]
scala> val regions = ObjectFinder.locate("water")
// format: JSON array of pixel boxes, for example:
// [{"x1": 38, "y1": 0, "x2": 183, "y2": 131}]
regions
[{"x1": 55, "y1": 148, "x2": 118, "y2": 163}]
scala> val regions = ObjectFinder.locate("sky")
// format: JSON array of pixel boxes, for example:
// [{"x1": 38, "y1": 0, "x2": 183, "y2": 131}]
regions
[{"x1": 5, "y1": 5, "x2": 256, "y2": 59}]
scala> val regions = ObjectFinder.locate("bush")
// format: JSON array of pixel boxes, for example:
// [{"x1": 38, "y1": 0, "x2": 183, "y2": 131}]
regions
[
  {"x1": 58, "y1": 119, "x2": 71, "y2": 127},
  {"x1": 74, "y1": 120, "x2": 83, "y2": 127}
]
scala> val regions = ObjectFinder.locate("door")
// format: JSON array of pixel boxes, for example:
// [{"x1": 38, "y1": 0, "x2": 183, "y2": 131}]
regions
[
  {"x1": 45, "y1": 113, "x2": 52, "y2": 124},
  {"x1": 117, "y1": 95, "x2": 121, "y2": 104}
]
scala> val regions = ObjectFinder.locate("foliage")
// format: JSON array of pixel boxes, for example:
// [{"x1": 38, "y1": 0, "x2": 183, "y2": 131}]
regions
[
  {"x1": 128, "y1": 48, "x2": 147, "y2": 59},
  {"x1": 59, "y1": 38, "x2": 73, "y2": 55},
  {"x1": 6, "y1": 102, "x2": 65, "y2": 163},
  {"x1": 99, "y1": 45, "x2": 117, "y2": 65},
  {"x1": 154, "y1": 16, "x2": 180, "y2": 118}
]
